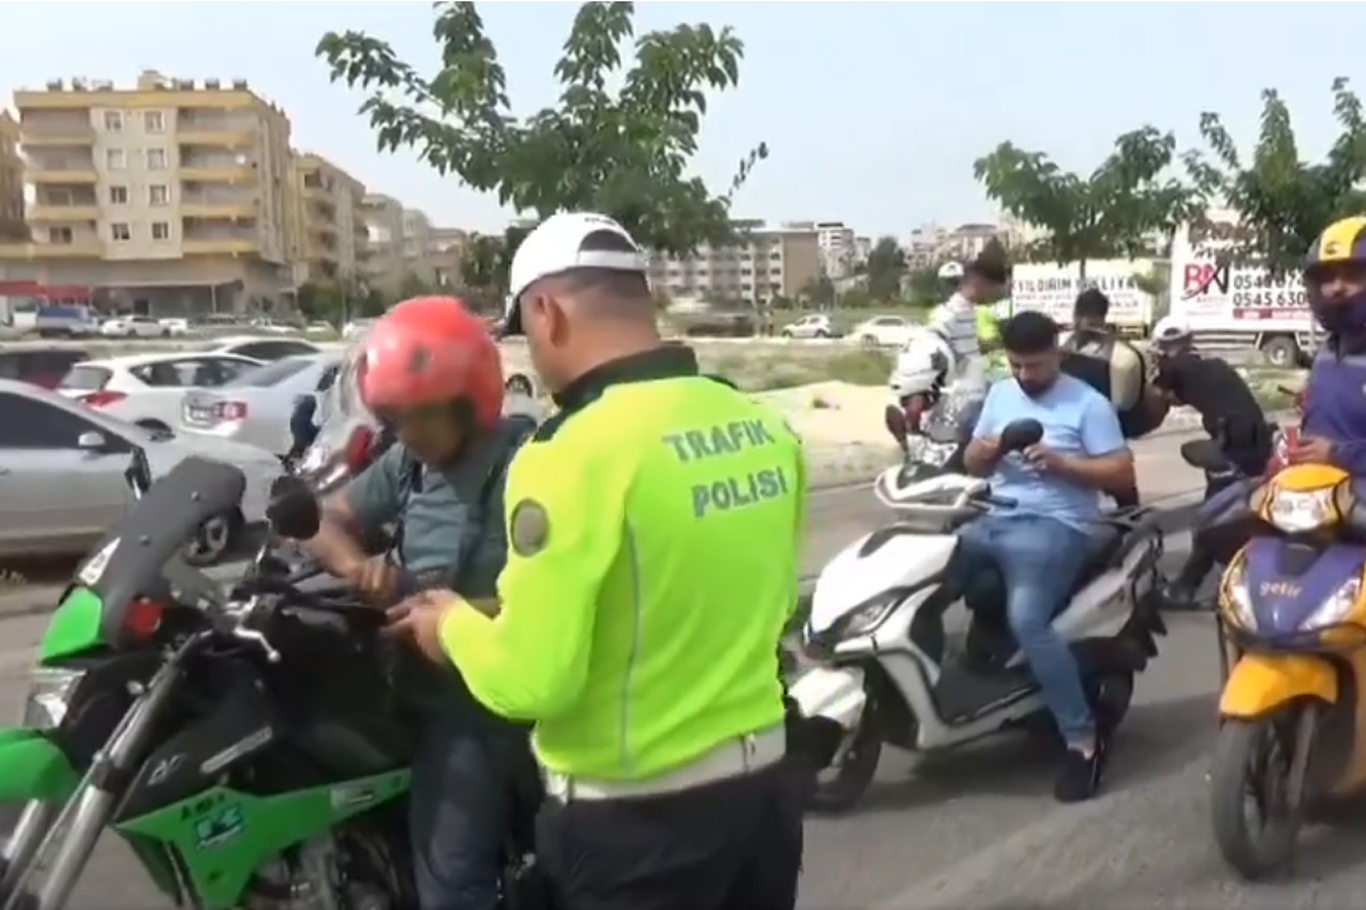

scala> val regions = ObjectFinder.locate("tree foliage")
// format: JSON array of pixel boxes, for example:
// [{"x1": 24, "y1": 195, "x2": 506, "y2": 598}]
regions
[
  {"x1": 458, "y1": 224, "x2": 531, "y2": 307},
  {"x1": 1182, "y1": 77, "x2": 1366, "y2": 276},
  {"x1": 318, "y1": 1, "x2": 767, "y2": 256},
  {"x1": 974, "y1": 127, "x2": 1196, "y2": 276},
  {"x1": 863, "y1": 236, "x2": 907, "y2": 301}
]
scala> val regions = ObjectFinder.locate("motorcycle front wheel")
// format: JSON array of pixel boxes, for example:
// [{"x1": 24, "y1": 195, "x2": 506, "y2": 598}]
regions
[
  {"x1": 1209, "y1": 710, "x2": 1311, "y2": 881},
  {"x1": 809, "y1": 690, "x2": 883, "y2": 814}
]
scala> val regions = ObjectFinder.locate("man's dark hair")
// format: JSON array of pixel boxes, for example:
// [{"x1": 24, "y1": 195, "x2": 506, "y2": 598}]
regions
[
  {"x1": 1074, "y1": 288, "x2": 1110, "y2": 321},
  {"x1": 964, "y1": 241, "x2": 1011, "y2": 286},
  {"x1": 1000, "y1": 311, "x2": 1059, "y2": 354}
]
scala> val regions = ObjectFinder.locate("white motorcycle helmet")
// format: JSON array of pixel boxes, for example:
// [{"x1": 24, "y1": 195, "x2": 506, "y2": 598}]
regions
[{"x1": 890, "y1": 327, "x2": 954, "y2": 401}]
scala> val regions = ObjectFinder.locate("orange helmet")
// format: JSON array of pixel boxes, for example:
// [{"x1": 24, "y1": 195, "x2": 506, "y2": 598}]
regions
[{"x1": 357, "y1": 296, "x2": 504, "y2": 431}]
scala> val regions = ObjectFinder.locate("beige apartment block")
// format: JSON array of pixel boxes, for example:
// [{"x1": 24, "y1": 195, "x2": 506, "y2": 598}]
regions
[
  {"x1": 0, "y1": 112, "x2": 25, "y2": 242},
  {"x1": 647, "y1": 222, "x2": 821, "y2": 306},
  {"x1": 427, "y1": 226, "x2": 468, "y2": 288},
  {"x1": 0, "y1": 71, "x2": 298, "y2": 314},
  {"x1": 359, "y1": 192, "x2": 405, "y2": 290},
  {"x1": 292, "y1": 151, "x2": 366, "y2": 286}
]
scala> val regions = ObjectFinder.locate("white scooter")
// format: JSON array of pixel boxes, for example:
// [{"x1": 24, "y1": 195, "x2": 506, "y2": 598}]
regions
[{"x1": 791, "y1": 418, "x2": 1168, "y2": 812}]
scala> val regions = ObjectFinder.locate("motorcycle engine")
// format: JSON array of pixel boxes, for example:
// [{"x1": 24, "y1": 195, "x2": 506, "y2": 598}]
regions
[{"x1": 245, "y1": 829, "x2": 408, "y2": 910}]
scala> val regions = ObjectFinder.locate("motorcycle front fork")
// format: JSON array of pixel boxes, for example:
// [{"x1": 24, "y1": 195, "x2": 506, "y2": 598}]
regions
[{"x1": 1, "y1": 663, "x2": 181, "y2": 910}]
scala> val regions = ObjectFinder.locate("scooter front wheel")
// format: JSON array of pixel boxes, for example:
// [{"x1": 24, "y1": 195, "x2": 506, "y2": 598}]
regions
[
  {"x1": 809, "y1": 695, "x2": 883, "y2": 814},
  {"x1": 1210, "y1": 711, "x2": 1310, "y2": 880}
]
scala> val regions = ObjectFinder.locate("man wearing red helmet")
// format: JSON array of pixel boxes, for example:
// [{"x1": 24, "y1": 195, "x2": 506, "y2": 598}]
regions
[{"x1": 302, "y1": 295, "x2": 536, "y2": 910}]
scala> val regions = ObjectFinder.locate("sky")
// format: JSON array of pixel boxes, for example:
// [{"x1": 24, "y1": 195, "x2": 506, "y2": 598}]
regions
[{"x1": 5, "y1": 2, "x2": 1366, "y2": 241}]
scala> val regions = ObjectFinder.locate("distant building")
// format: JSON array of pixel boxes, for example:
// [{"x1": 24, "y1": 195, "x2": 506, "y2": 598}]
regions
[
  {"x1": 291, "y1": 151, "x2": 367, "y2": 286},
  {"x1": 0, "y1": 112, "x2": 24, "y2": 242},
  {"x1": 0, "y1": 71, "x2": 300, "y2": 313},
  {"x1": 647, "y1": 222, "x2": 822, "y2": 306}
]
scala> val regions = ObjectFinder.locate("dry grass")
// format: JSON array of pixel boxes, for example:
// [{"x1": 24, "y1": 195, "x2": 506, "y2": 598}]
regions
[{"x1": 706, "y1": 349, "x2": 893, "y2": 392}]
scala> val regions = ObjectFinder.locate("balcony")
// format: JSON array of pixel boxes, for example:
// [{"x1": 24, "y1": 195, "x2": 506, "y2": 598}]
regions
[
  {"x1": 179, "y1": 163, "x2": 255, "y2": 182},
  {"x1": 309, "y1": 220, "x2": 338, "y2": 238},
  {"x1": 177, "y1": 127, "x2": 255, "y2": 147},
  {"x1": 27, "y1": 167, "x2": 97, "y2": 185},
  {"x1": 20, "y1": 126, "x2": 95, "y2": 147},
  {"x1": 306, "y1": 242, "x2": 339, "y2": 263},
  {"x1": 0, "y1": 239, "x2": 105, "y2": 259},
  {"x1": 183, "y1": 237, "x2": 258, "y2": 256},
  {"x1": 180, "y1": 200, "x2": 256, "y2": 219},
  {"x1": 27, "y1": 205, "x2": 101, "y2": 222}
]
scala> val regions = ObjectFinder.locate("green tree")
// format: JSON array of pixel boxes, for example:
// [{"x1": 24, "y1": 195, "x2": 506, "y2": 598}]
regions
[
  {"x1": 397, "y1": 271, "x2": 434, "y2": 301},
  {"x1": 974, "y1": 126, "x2": 1197, "y2": 279},
  {"x1": 799, "y1": 275, "x2": 836, "y2": 309},
  {"x1": 318, "y1": 1, "x2": 767, "y2": 257},
  {"x1": 458, "y1": 225, "x2": 531, "y2": 305},
  {"x1": 863, "y1": 236, "x2": 907, "y2": 301},
  {"x1": 1182, "y1": 77, "x2": 1366, "y2": 276},
  {"x1": 904, "y1": 265, "x2": 945, "y2": 308}
]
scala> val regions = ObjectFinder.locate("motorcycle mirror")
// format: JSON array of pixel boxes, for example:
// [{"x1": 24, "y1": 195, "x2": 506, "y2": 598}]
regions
[
  {"x1": 266, "y1": 475, "x2": 322, "y2": 540},
  {"x1": 122, "y1": 446, "x2": 153, "y2": 500},
  {"x1": 999, "y1": 418, "x2": 1044, "y2": 453}
]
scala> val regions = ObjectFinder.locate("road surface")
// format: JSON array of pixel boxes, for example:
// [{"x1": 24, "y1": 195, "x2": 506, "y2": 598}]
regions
[{"x1": 0, "y1": 485, "x2": 1346, "y2": 910}]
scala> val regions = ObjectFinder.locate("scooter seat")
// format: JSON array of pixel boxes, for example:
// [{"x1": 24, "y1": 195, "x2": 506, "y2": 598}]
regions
[{"x1": 1072, "y1": 506, "x2": 1159, "y2": 592}]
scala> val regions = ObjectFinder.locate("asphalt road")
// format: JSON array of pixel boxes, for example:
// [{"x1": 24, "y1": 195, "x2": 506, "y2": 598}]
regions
[{"x1": 2, "y1": 485, "x2": 1355, "y2": 909}]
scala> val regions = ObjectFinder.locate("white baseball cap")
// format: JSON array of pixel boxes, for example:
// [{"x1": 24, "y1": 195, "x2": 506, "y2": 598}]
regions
[
  {"x1": 937, "y1": 261, "x2": 965, "y2": 281},
  {"x1": 1151, "y1": 314, "x2": 1193, "y2": 343},
  {"x1": 503, "y1": 212, "x2": 648, "y2": 335}
]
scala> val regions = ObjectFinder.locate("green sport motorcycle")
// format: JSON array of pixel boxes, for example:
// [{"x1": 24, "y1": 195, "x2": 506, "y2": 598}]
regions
[{"x1": 0, "y1": 454, "x2": 536, "y2": 910}]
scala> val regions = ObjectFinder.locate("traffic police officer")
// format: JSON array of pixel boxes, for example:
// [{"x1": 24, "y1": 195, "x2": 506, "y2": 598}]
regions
[{"x1": 390, "y1": 212, "x2": 807, "y2": 910}]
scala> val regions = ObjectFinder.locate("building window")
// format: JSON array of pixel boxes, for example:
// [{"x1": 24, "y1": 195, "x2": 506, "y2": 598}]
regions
[
  {"x1": 103, "y1": 111, "x2": 123, "y2": 132},
  {"x1": 105, "y1": 149, "x2": 125, "y2": 170},
  {"x1": 48, "y1": 227, "x2": 73, "y2": 245},
  {"x1": 148, "y1": 184, "x2": 168, "y2": 206},
  {"x1": 144, "y1": 111, "x2": 165, "y2": 133},
  {"x1": 109, "y1": 185, "x2": 128, "y2": 205},
  {"x1": 147, "y1": 149, "x2": 167, "y2": 170},
  {"x1": 151, "y1": 221, "x2": 170, "y2": 241},
  {"x1": 111, "y1": 223, "x2": 131, "y2": 242}
]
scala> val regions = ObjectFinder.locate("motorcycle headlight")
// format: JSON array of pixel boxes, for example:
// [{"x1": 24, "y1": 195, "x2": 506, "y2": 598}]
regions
[
  {"x1": 1220, "y1": 562, "x2": 1257, "y2": 629},
  {"x1": 1267, "y1": 487, "x2": 1335, "y2": 534},
  {"x1": 22, "y1": 668, "x2": 83, "y2": 731},
  {"x1": 1302, "y1": 577, "x2": 1363, "y2": 630},
  {"x1": 834, "y1": 592, "x2": 900, "y2": 639}
]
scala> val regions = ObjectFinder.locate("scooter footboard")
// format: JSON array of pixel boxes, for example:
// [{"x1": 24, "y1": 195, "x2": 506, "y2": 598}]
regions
[
  {"x1": 0, "y1": 727, "x2": 78, "y2": 802},
  {"x1": 790, "y1": 665, "x2": 868, "y2": 729}
]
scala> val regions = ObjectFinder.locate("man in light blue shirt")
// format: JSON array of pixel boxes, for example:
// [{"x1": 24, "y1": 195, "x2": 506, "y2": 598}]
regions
[{"x1": 959, "y1": 311, "x2": 1136, "y2": 804}]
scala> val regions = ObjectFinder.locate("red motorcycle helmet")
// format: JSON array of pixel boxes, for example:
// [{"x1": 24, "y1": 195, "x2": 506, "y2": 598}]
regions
[{"x1": 357, "y1": 296, "x2": 504, "y2": 431}]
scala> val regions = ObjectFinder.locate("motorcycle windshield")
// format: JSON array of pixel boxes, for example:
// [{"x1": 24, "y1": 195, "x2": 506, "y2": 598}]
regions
[{"x1": 73, "y1": 457, "x2": 246, "y2": 647}]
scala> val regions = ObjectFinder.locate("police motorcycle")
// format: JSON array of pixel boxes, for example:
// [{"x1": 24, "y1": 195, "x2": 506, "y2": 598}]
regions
[
  {"x1": 791, "y1": 418, "x2": 1168, "y2": 812},
  {"x1": 1199, "y1": 460, "x2": 1366, "y2": 881},
  {"x1": 0, "y1": 454, "x2": 542, "y2": 910}
]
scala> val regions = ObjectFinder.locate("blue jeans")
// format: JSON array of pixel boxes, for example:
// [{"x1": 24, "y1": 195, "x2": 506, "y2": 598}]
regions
[
  {"x1": 950, "y1": 514, "x2": 1098, "y2": 741},
  {"x1": 408, "y1": 710, "x2": 509, "y2": 910}
]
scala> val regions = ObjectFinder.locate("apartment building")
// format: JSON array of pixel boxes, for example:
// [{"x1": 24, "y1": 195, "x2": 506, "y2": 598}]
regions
[
  {"x1": 784, "y1": 219, "x2": 869, "y2": 279},
  {"x1": 0, "y1": 112, "x2": 24, "y2": 242},
  {"x1": 359, "y1": 192, "x2": 404, "y2": 288},
  {"x1": 0, "y1": 71, "x2": 300, "y2": 313},
  {"x1": 427, "y1": 226, "x2": 468, "y2": 288},
  {"x1": 647, "y1": 222, "x2": 821, "y2": 305},
  {"x1": 291, "y1": 152, "x2": 367, "y2": 286}
]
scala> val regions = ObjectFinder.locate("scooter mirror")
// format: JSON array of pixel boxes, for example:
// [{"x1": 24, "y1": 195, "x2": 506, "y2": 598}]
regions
[
  {"x1": 267, "y1": 476, "x2": 322, "y2": 540},
  {"x1": 999, "y1": 418, "x2": 1044, "y2": 453}
]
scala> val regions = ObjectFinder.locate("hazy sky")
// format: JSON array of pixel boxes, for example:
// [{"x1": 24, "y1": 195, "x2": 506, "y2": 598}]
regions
[{"x1": 4, "y1": 2, "x2": 1363, "y2": 239}]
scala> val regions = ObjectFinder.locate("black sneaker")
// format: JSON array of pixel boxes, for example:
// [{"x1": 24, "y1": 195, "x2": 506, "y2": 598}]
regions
[{"x1": 1053, "y1": 734, "x2": 1108, "y2": 803}]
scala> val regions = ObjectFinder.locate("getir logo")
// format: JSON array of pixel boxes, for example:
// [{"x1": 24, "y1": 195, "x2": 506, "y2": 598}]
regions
[{"x1": 1181, "y1": 262, "x2": 1230, "y2": 299}]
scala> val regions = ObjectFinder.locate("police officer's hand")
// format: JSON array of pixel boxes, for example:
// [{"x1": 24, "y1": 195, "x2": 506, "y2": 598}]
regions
[
  {"x1": 342, "y1": 556, "x2": 400, "y2": 604},
  {"x1": 1290, "y1": 436, "x2": 1335, "y2": 466},
  {"x1": 386, "y1": 591, "x2": 449, "y2": 663}
]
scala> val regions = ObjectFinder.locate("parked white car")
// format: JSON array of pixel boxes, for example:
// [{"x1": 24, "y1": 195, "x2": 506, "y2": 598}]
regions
[
  {"x1": 781, "y1": 314, "x2": 837, "y2": 339},
  {"x1": 199, "y1": 335, "x2": 323, "y2": 362},
  {"x1": 0, "y1": 379, "x2": 285, "y2": 564},
  {"x1": 100, "y1": 314, "x2": 168, "y2": 338},
  {"x1": 158, "y1": 318, "x2": 192, "y2": 337},
  {"x1": 57, "y1": 352, "x2": 263, "y2": 432},
  {"x1": 849, "y1": 315, "x2": 917, "y2": 348},
  {"x1": 180, "y1": 352, "x2": 345, "y2": 457}
]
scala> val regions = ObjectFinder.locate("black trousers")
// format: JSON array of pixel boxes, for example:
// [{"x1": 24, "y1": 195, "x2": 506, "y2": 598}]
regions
[{"x1": 535, "y1": 762, "x2": 804, "y2": 910}]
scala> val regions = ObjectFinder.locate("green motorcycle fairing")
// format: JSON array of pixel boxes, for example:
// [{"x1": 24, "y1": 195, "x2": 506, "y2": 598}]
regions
[
  {"x1": 38, "y1": 586, "x2": 106, "y2": 665},
  {"x1": 0, "y1": 727, "x2": 78, "y2": 802},
  {"x1": 116, "y1": 770, "x2": 410, "y2": 910}
]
